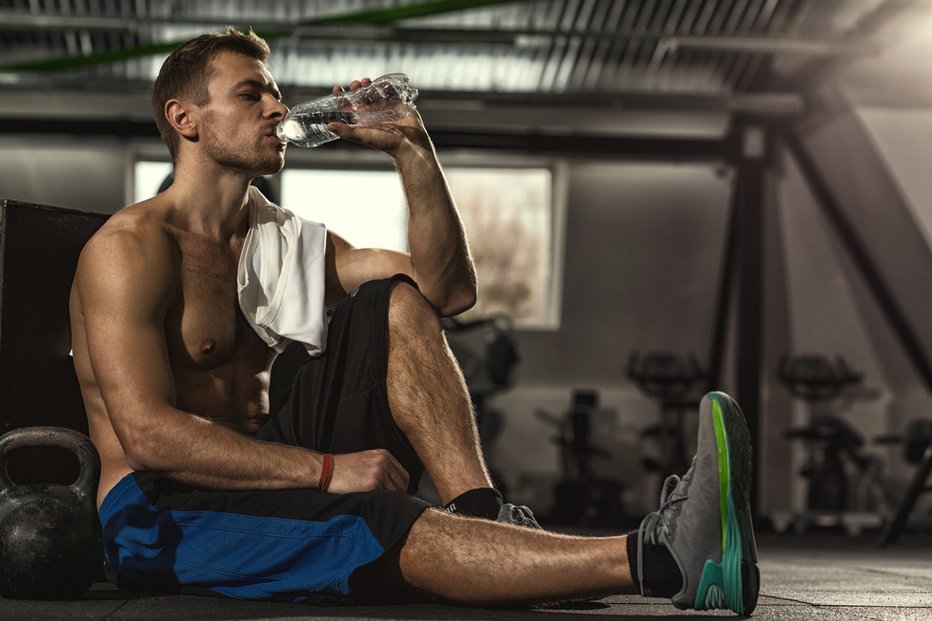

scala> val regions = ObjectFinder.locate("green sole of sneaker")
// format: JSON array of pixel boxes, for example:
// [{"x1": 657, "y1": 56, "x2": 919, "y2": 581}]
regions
[{"x1": 693, "y1": 392, "x2": 759, "y2": 615}]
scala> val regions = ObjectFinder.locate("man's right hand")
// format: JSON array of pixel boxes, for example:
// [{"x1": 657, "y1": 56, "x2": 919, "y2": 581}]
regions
[{"x1": 329, "y1": 449, "x2": 410, "y2": 494}]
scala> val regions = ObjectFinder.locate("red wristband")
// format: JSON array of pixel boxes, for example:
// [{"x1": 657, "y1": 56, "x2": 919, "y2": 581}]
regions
[{"x1": 317, "y1": 453, "x2": 334, "y2": 492}]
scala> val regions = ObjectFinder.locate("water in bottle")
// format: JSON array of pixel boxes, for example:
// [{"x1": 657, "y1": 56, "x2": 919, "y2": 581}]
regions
[{"x1": 276, "y1": 73, "x2": 419, "y2": 148}]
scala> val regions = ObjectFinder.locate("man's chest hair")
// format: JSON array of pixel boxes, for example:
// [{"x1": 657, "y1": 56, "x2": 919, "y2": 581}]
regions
[{"x1": 166, "y1": 237, "x2": 257, "y2": 367}]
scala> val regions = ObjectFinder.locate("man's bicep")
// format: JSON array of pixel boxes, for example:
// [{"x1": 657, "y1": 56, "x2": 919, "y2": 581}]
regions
[
  {"x1": 77, "y1": 232, "x2": 178, "y2": 446},
  {"x1": 84, "y1": 303, "x2": 177, "y2": 416}
]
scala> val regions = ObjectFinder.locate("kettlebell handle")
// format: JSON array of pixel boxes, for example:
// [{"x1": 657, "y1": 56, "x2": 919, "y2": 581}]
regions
[{"x1": 0, "y1": 426, "x2": 101, "y2": 500}]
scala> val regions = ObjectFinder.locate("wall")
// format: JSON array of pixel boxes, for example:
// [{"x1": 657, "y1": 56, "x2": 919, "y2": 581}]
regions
[
  {"x1": 855, "y1": 106, "x2": 932, "y2": 475},
  {"x1": 0, "y1": 138, "x2": 131, "y2": 213},
  {"x1": 495, "y1": 160, "x2": 732, "y2": 515},
  {"x1": 763, "y1": 141, "x2": 902, "y2": 517}
]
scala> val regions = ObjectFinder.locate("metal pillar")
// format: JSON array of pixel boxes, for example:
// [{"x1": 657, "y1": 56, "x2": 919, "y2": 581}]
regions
[{"x1": 716, "y1": 121, "x2": 768, "y2": 519}]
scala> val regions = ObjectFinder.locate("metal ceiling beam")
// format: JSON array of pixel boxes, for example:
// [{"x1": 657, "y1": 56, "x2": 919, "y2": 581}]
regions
[
  {"x1": 421, "y1": 90, "x2": 804, "y2": 116},
  {"x1": 780, "y1": 0, "x2": 923, "y2": 91},
  {"x1": 666, "y1": 36, "x2": 880, "y2": 57},
  {"x1": 0, "y1": 73, "x2": 806, "y2": 116},
  {"x1": 294, "y1": 30, "x2": 881, "y2": 57},
  {"x1": 428, "y1": 130, "x2": 728, "y2": 160},
  {"x1": 0, "y1": 114, "x2": 728, "y2": 160},
  {"x1": 0, "y1": 14, "x2": 139, "y2": 32}
]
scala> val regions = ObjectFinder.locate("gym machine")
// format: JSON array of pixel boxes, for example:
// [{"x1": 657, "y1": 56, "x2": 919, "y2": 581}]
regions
[
  {"x1": 878, "y1": 418, "x2": 932, "y2": 545},
  {"x1": 771, "y1": 354, "x2": 893, "y2": 535},
  {"x1": 627, "y1": 351, "x2": 705, "y2": 492},
  {"x1": 535, "y1": 390, "x2": 625, "y2": 528},
  {"x1": 442, "y1": 314, "x2": 520, "y2": 496}
]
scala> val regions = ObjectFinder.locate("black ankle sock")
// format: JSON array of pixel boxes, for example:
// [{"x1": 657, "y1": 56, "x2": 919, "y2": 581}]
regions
[
  {"x1": 443, "y1": 488, "x2": 503, "y2": 520},
  {"x1": 626, "y1": 530, "x2": 683, "y2": 598}
]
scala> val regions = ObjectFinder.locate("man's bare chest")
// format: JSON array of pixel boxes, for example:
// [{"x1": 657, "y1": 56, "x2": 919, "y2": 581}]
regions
[{"x1": 165, "y1": 237, "x2": 269, "y2": 370}]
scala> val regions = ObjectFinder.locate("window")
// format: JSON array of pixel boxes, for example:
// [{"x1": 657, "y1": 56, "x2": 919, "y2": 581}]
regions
[
  {"x1": 282, "y1": 166, "x2": 560, "y2": 328},
  {"x1": 445, "y1": 167, "x2": 557, "y2": 328},
  {"x1": 281, "y1": 169, "x2": 408, "y2": 252},
  {"x1": 133, "y1": 160, "x2": 173, "y2": 203},
  {"x1": 133, "y1": 160, "x2": 561, "y2": 328}
]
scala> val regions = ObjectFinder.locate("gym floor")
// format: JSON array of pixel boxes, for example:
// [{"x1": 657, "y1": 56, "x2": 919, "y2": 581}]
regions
[{"x1": 1, "y1": 532, "x2": 929, "y2": 620}]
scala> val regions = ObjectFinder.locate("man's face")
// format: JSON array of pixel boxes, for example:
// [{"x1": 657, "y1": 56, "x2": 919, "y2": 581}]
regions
[{"x1": 198, "y1": 51, "x2": 287, "y2": 176}]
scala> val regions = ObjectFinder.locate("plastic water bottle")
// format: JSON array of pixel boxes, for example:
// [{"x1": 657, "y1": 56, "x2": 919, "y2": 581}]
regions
[{"x1": 276, "y1": 73, "x2": 419, "y2": 148}]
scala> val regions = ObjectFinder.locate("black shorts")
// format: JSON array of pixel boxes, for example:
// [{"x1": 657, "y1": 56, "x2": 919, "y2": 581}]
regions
[
  {"x1": 99, "y1": 275, "x2": 430, "y2": 603},
  {"x1": 258, "y1": 274, "x2": 424, "y2": 492}
]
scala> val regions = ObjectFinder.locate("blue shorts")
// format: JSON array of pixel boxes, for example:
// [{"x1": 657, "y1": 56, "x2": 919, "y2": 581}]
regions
[
  {"x1": 99, "y1": 472, "x2": 428, "y2": 603},
  {"x1": 99, "y1": 276, "x2": 430, "y2": 602}
]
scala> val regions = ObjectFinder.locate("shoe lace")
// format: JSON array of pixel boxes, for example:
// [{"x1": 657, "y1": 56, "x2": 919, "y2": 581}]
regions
[
  {"x1": 634, "y1": 457, "x2": 696, "y2": 596},
  {"x1": 638, "y1": 456, "x2": 697, "y2": 546}
]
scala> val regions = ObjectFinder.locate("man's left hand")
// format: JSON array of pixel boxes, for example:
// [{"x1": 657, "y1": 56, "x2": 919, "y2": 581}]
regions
[{"x1": 325, "y1": 78, "x2": 432, "y2": 159}]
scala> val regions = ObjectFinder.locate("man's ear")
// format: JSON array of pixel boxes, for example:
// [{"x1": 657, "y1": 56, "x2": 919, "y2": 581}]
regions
[{"x1": 165, "y1": 99, "x2": 199, "y2": 140}]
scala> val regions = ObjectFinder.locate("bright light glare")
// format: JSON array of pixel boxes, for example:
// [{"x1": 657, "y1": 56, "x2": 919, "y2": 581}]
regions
[
  {"x1": 281, "y1": 169, "x2": 408, "y2": 251},
  {"x1": 134, "y1": 160, "x2": 173, "y2": 203}
]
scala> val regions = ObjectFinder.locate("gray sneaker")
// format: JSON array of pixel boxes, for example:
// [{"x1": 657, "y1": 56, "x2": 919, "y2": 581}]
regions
[
  {"x1": 636, "y1": 391, "x2": 759, "y2": 615},
  {"x1": 497, "y1": 503, "x2": 541, "y2": 529}
]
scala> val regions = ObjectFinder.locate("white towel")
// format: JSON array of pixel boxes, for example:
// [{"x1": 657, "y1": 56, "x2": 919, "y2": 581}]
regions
[{"x1": 237, "y1": 186, "x2": 329, "y2": 356}]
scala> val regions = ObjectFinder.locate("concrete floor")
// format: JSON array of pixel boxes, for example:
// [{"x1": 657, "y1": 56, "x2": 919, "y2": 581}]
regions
[{"x1": 1, "y1": 532, "x2": 930, "y2": 620}]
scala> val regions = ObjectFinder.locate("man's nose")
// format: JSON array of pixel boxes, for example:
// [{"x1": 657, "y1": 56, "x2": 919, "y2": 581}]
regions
[{"x1": 267, "y1": 99, "x2": 288, "y2": 119}]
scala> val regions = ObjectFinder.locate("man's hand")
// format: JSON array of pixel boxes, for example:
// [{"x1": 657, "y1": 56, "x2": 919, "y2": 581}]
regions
[
  {"x1": 329, "y1": 449, "x2": 410, "y2": 494},
  {"x1": 325, "y1": 78, "x2": 432, "y2": 160}
]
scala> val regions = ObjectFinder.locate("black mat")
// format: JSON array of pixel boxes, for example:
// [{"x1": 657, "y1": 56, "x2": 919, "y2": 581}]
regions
[{"x1": 2, "y1": 533, "x2": 930, "y2": 620}]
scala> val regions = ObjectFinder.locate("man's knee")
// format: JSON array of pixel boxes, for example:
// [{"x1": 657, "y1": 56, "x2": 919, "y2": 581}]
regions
[{"x1": 388, "y1": 280, "x2": 441, "y2": 335}]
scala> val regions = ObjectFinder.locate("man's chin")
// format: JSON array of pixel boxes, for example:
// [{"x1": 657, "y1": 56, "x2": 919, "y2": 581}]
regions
[
  {"x1": 256, "y1": 154, "x2": 285, "y2": 177},
  {"x1": 271, "y1": 150, "x2": 287, "y2": 172}
]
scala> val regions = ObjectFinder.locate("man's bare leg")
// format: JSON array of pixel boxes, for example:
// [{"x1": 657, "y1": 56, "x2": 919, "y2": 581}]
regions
[
  {"x1": 382, "y1": 284, "x2": 634, "y2": 604},
  {"x1": 385, "y1": 281, "x2": 493, "y2": 503},
  {"x1": 397, "y1": 509, "x2": 635, "y2": 605},
  {"x1": 382, "y1": 329, "x2": 760, "y2": 615}
]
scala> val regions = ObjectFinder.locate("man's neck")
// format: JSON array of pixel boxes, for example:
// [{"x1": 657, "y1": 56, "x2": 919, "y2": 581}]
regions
[{"x1": 165, "y1": 162, "x2": 254, "y2": 242}]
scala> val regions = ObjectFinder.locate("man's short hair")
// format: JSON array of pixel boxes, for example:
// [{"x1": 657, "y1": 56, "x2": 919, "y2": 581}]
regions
[{"x1": 152, "y1": 27, "x2": 271, "y2": 162}]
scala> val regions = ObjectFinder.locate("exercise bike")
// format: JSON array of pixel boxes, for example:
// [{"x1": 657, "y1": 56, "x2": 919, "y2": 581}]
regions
[
  {"x1": 442, "y1": 314, "x2": 520, "y2": 497},
  {"x1": 535, "y1": 390, "x2": 625, "y2": 528},
  {"x1": 626, "y1": 351, "x2": 705, "y2": 493},
  {"x1": 878, "y1": 418, "x2": 932, "y2": 545},
  {"x1": 772, "y1": 354, "x2": 892, "y2": 535}
]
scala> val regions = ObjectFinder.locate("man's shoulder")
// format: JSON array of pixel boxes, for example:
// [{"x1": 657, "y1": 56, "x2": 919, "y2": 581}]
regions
[
  {"x1": 78, "y1": 198, "x2": 179, "y2": 287},
  {"x1": 87, "y1": 198, "x2": 176, "y2": 257},
  {"x1": 74, "y1": 198, "x2": 180, "y2": 313}
]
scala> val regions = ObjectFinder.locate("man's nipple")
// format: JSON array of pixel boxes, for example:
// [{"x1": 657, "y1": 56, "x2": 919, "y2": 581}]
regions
[{"x1": 201, "y1": 339, "x2": 217, "y2": 355}]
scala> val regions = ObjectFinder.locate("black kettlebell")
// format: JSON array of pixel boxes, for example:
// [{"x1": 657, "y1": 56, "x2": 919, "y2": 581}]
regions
[{"x1": 0, "y1": 426, "x2": 101, "y2": 600}]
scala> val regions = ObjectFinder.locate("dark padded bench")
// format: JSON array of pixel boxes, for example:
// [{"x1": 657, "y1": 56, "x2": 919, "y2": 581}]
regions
[{"x1": 0, "y1": 199, "x2": 108, "y2": 484}]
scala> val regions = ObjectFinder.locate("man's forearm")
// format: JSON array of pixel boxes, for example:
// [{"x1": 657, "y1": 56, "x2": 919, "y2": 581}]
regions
[
  {"x1": 125, "y1": 406, "x2": 322, "y2": 490},
  {"x1": 395, "y1": 146, "x2": 477, "y2": 316}
]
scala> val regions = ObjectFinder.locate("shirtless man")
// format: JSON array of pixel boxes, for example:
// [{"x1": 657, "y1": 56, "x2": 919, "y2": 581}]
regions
[{"x1": 69, "y1": 28, "x2": 758, "y2": 613}]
